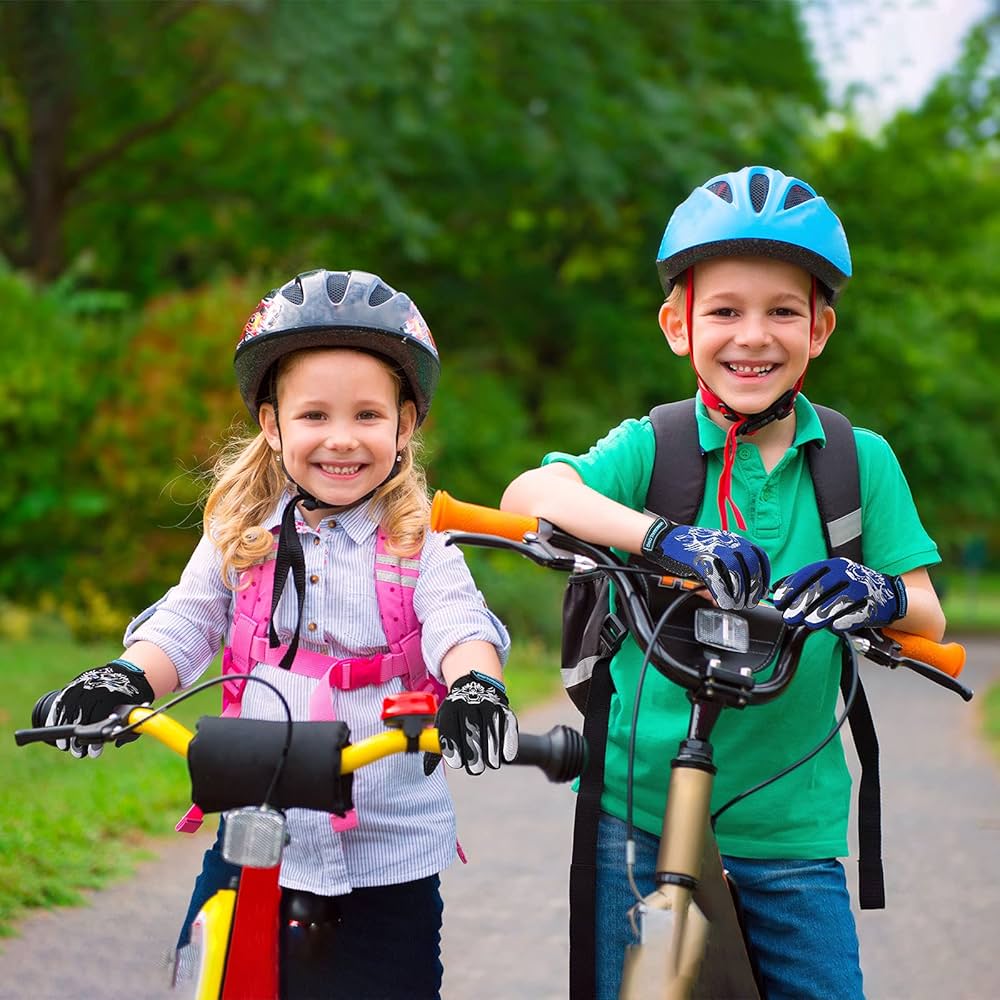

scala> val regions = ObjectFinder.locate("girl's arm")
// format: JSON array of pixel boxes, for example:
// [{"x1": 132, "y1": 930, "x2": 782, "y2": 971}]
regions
[
  {"x1": 113, "y1": 640, "x2": 181, "y2": 699},
  {"x1": 440, "y1": 639, "x2": 504, "y2": 687},
  {"x1": 501, "y1": 463, "x2": 655, "y2": 553},
  {"x1": 895, "y1": 568, "x2": 946, "y2": 641}
]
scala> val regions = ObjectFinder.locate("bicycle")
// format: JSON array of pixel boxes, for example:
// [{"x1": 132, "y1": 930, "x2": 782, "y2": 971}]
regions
[
  {"x1": 15, "y1": 685, "x2": 586, "y2": 1000},
  {"x1": 429, "y1": 490, "x2": 973, "y2": 1000}
]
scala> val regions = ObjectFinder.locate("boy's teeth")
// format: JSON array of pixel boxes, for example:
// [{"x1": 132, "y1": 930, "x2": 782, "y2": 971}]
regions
[{"x1": 727, "y1": 363, "x2": 774, "y2": 376}]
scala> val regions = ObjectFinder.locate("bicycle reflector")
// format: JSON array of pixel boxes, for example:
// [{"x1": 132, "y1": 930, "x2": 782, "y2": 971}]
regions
[
  {"x1": 222, "y1": 806, "x2": 288, "y2": 868},
  {"x1": 694, "y1": 608, "x2": 750, "y2": 653}
]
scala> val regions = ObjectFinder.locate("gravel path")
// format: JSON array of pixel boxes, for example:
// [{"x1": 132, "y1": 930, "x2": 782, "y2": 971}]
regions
[{"x1": 1, "y1": 636, "x2": 996, "y2": 999}]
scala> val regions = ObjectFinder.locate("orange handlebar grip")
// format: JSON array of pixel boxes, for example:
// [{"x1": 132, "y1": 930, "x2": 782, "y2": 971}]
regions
[
  {"x1": 431, "y1": 491, "x2": 539, "y2": 541},
  {"x1": 882, "y1": 628, "x2": 966, "y2": 678}
]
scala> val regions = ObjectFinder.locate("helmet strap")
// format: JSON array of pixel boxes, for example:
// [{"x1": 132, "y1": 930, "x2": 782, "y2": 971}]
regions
[{"x1": 268, "y1": 405, "x2": 406, "y2": 669}]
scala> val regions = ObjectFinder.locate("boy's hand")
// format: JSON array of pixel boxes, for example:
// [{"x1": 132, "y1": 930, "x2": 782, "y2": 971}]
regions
[
  {"x1": 44, "y1": 660, "x2": 154, "y2": 759},
  {"x1": 641, "y1": 518, "x2": 770, "y2": 610},
  {"x1": 772, "y1": 557, "x2": 907, "y2": 634},
  {"x1": 424, "y1": 671, "x2": 519, "y2": 777}
]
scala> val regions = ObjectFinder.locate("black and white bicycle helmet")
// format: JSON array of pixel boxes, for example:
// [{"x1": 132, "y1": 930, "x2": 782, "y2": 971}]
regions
[{"x1": 235, "y1": 269, "x2": 440, "y2": 424}]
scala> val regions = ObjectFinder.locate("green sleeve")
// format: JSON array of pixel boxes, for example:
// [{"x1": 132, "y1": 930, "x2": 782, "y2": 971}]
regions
[
  {"x1": 541, "y1": 417, "x2": 657, "y2": 512},
  {"x1": 856, "y1": 428, "x2": 940, "y2": 575}
]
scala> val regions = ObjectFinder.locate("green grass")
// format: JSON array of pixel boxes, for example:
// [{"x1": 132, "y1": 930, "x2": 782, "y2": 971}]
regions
[
  {"x1": 0, "y1": 633, "x2": 562, "y2": 937},
  {"x1": 982, "y1": 681, "x2": 1000, "y2": 761},
  {"x1": 939, "y1": 571, "x2": 1000, "y2": 633},
  {"x1": 0, "y1": 636, "x2": 220, "y2": 937}
]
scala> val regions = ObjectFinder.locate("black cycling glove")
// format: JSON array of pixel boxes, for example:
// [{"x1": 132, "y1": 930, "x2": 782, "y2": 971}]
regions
[
  {"x1": 424, "y1": 671, "x2": 519, "y2": 777},
  {"x1": 641, "y1": 517, "x2": 770, "y2": 610},
  {"x1": 772, "y1": 557, "x2": 907, "y2": 634},
  {"x1": 44, "y1": 659, "x2": 155, "y2": 759}
]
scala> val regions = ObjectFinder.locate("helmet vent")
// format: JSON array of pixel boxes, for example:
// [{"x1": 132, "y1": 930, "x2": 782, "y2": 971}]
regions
[
  {"x1": 749, "y1": 173, "x2": 770, "y2": 213},
  {"x1": 707, "y1": 180, "x2": 733, "y2": 203},
  {"x1": 783, "y1": 184, "x2": 815, "y2": 209},
  {"x1": 326, "y1": 273, "x2": 349, "y2": 304},
  {"x1": 368, "y1": 282, "x2": 393, "y2": 307},
  {"x1": 281, "y1": 282, "x2": 305, "y2": 305}
]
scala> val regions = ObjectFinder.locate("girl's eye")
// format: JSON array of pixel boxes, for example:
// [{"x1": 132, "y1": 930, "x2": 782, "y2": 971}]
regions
[
  {"x1": 357, "y1": 410, "x2": 381, "y2": 421},
  {"x1": 302, "y1": 411, "x2": 326, "y2": 421}
]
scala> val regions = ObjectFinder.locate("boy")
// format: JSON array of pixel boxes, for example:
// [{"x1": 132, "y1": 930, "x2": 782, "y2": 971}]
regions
[{"x1": 501, "y1": 166, "x2": 945, "y2": 1000}]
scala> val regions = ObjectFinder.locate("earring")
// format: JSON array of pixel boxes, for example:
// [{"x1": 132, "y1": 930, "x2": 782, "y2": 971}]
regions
[{"x1": 395, "y1": 453, "x2": 402, "y2": 463}]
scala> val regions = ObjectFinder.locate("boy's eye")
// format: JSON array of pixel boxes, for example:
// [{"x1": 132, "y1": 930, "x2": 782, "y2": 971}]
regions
[{"x1": 709, "y1": 307, "x2": 738, "y2": 317}]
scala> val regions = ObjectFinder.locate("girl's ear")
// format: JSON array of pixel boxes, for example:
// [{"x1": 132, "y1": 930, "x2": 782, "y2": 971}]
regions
[
  {"x1": 659, "y1": 301, "x2": 690, "y2": 357},
  {"x1": 396, "y1": 399, "x2": 418, "y2": 452},
  {"x1": 259, "y1": 402, "x2": 281, "y2": 451},
  {"x1": 809, "y1": 304, "x2": 837, "y2": 359}
]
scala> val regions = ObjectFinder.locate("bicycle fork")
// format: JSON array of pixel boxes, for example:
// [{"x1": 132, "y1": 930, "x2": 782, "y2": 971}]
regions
[{"x1": 619, "y1": 699, "x2": 761, "y2": 1000}]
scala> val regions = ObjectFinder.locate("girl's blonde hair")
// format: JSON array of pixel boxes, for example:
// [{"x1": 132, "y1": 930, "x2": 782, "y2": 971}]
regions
[{"x1": 204, "y1": 350, "x2": 430, "y2": 587}]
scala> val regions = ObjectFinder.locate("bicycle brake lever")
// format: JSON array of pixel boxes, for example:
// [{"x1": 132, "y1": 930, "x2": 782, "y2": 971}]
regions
[{"x1": 444, "y1": 530, "x2": 595, "y2": 573}]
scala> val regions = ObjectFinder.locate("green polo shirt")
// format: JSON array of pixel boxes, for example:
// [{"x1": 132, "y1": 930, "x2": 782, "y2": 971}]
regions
[{"x1": 543, "y1": 394, "x2": 939, "y2": 858}]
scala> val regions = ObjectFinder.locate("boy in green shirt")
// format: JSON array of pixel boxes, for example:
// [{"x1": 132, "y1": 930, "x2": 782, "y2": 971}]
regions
[{"x1": 501, "y1": 166, "x2": 945, "y2": 1000}]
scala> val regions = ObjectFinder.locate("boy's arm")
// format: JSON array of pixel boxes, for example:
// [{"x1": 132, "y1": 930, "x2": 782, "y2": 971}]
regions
[
  {"x1": 895, "y1": 568, "x2": 946, "y2": 641},
  {"x1": 501, "y1": 463, "x2": 654, "y2": 554}
]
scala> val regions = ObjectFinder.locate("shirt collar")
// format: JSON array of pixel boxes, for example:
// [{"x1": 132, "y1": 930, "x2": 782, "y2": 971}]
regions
[
  {"x1": 694, "y1": 390, "x2": 826, "y2": 454},
  {"x1": 263, "y1": 493, "x2": 383, "y2": 543}
]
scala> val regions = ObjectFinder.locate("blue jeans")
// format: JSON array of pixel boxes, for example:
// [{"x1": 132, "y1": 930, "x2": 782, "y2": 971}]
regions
[
  {"x1": 177, "y1": 819, "x2": 444, "y2": 999},
  {"x1": 595, "y1": 813, "x2": 864, "y2": 1000}
]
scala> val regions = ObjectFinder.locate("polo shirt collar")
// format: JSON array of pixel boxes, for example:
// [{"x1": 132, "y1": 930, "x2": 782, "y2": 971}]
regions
[
  {"x1": 264, "y1": 493, "x2": 382, "y2": 543},
  {"x1": 694, "y1": 391, "x2": 826, "y2": 454}
]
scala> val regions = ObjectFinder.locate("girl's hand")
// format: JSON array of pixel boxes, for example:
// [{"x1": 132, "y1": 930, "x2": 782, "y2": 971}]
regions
[
  {"x1": 44, "y1": 660, "x2": 154, "y2": 759},
  {"x1": 424, "y1": 671, "x2": 519, "y2": 777}
]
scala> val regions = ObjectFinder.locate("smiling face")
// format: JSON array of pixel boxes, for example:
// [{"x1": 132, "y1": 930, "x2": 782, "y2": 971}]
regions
[
  {"x1": 258, "y1": 348, "x2": 416, "y2": 522},
  {"x1": 659, "y1": 256, "x2": 836, "y2": 422}
]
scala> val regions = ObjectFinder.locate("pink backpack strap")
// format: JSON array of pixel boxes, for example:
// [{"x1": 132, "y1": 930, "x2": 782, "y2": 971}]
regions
[{"x1": 375, "y1": 532, "x2": 445, "y2": 699}]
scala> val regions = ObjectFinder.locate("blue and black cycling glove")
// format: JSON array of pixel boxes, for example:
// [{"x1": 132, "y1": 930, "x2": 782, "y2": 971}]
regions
[
  {"x1": 772, "y1": 557, "x2": 907, "y2": 634},
  {"x1": 425, "y1": 671, "x2": 519, "y2": 777},
  {"x1": 641, "y1": 517, "x2": 770, "y2": 610},
  {"x1": 44, "y1": 659, "x2": 155, "y2": 759}
]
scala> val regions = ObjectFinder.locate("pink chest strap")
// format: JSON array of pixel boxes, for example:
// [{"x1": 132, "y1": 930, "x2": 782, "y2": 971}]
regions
[{"x1": 176, "y1": 530, "x2": 445, "y2": 835}]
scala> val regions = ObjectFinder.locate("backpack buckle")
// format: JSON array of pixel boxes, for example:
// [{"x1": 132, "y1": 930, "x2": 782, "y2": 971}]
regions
[{"x1": 598, "y1": 613, "x2": 626, "y2": 656}]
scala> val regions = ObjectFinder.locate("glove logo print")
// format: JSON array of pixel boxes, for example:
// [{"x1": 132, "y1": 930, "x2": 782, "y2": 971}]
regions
[
  {"x1": 675, "y1": 527, "x2": 746, "y2": 555},
  {"x1": 845, "y1": 561, "x2": 895, "y2": 604},
  {"x1": 449, "y1": 680, "x2": 504, "y2": 708},
  {"x1": 79, "y1": 666, "x2": 144, "y2": 698}
]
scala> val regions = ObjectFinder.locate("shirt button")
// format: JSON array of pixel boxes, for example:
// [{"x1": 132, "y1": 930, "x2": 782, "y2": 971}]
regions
[
  {"x1": 313, "y1": 537, "x2": 321, "y2": 546},
  {"x1": 310, "y1": 574, "x2": 320, "y2": 584},
  {"x1": 307, "y1": 622, "x2": 318, "y2": 632},
  {"x1": 328, "y1": 519, "x2": 337, "y2": 528}
]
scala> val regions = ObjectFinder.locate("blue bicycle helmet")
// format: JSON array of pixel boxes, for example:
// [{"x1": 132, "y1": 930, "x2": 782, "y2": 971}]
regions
[
  {"x1": 235, "y1": 269, "x2": 440, "y2": 425},
  {"x1": 655, "y1": 166, "x2": 852, "y2": 301}
]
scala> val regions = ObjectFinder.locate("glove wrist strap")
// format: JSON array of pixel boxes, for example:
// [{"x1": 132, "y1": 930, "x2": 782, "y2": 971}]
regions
[{"x1": 640, "y1": 516, "x2": 678, "y2": 556}]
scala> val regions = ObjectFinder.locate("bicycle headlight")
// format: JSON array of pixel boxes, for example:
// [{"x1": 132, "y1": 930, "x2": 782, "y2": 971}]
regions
[{"x1": 694, "y1": 608, "x2": 750, "y2": 654}]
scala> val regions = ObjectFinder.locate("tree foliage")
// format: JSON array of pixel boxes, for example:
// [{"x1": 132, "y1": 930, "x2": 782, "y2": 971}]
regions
[{"x1": 0, "y1": 0, "x2": 995, "y2": 633}]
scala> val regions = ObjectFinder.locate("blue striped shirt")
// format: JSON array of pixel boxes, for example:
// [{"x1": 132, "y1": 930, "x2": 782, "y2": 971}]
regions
[{"x1": 125, "y1": 496, "x2": 510, "y2": 895}]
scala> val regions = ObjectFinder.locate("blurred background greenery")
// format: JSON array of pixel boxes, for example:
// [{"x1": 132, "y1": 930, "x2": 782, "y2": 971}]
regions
[{"x1": 0, "y1": 0, "x2": 997, "y2": 651}]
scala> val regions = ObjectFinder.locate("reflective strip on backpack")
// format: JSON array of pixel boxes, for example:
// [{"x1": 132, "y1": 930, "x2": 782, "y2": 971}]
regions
[{"x1": 826, "y1": 508, "x2": 862, "y2": 550}]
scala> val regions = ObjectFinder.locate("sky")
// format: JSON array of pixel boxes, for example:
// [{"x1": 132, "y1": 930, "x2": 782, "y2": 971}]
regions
[{"x1": 799, "y1": 0, "x2": 994, "y2": 123}]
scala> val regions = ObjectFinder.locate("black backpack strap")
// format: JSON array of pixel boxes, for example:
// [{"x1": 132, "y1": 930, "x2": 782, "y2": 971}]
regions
[
  {"x1": 568, "y1": 399, "x2": 706, "y2": 998},
  {"x1": 808, "y1": 405, "x2": 885, "y2": 909},
  {"x1": 647, "y1": 399, "x2": 705, "y2": 524},
  {"x1": 568, "y1": 653, "x2": 614, "y2": 1000}
]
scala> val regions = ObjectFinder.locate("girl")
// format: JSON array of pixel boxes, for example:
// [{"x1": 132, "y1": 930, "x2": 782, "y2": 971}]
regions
[{"x1": 43, "y1": 268, "x2": 519, "y2": 999}]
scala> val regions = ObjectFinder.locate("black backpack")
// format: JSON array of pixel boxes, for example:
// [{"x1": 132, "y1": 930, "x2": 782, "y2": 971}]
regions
[{"x1": 565, "y1": 398, "x2": 885, "y2": 999}]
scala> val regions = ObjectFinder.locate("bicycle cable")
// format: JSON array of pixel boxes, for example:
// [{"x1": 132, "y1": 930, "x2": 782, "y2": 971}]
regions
[
  {"x1": 624, "y1": 594, "x2": 697, "y2": 904},
  {"x1": 710, "y1": 636, "x2": 860, "y2": 827},
  {"x1": 110, "y1": 672, "x2": 295, "y2": 811}
]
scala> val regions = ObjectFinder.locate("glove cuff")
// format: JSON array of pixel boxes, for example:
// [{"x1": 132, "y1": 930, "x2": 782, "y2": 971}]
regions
[
  {"x1": 108, "y1": 659, "x2": 156, "y2": 704},
  {"x1": 640, "y1": 516, "x2": 678, "y2": 556},
  {"x1": 889, "y1": 575, "x2": 908, "y2": 622}
]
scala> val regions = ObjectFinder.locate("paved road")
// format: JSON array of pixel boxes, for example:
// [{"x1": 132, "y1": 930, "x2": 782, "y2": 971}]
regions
[{"x1": 1, "y1": 637, "x2": 997, "y2": 999}]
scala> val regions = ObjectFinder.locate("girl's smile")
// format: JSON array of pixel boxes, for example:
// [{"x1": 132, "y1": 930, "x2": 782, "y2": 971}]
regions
[{"x1": 258, "y1": 348, "x2": 416, "y2": 526}]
